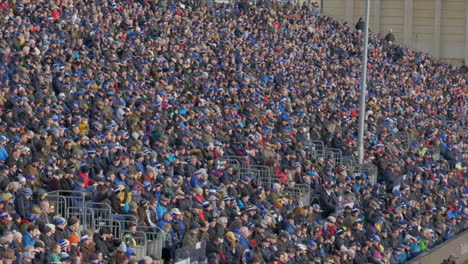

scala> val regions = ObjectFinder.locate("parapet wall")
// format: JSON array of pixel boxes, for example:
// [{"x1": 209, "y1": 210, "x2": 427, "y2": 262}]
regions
[{"x1": 321, "y1": 0, "x2": 468, "y2": 65}]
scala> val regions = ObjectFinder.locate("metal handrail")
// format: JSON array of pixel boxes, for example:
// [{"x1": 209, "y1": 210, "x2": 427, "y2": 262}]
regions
[{"x1": 122, "y1": 230, "x2": 148, "y2": 259}]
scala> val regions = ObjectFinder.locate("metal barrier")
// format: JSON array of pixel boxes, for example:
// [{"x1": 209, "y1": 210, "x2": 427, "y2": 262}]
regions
[
  {"x1": 47, "y1": 190, "x2": 86, "y2": 213},
  {"x1": 46, "y1": 195, "x2": 67, "y2": 219},
  {"x1": 219, "y1": 156, "x2": 250, "y2": 168},
  {"x1": 95, "y1": 217, "x2": 123, "y2": 239},
  {"x1": 47, "y1": 193, "x2": 121, "y2": 231},
  {"x1": 134, "y1": 226, "x2": 164, "y2": 260},
  {"x1": 392, "y1": 132, "x2": 412, "y2": 149},
  {"x1": 123, "y1": 230, "x2": 148, "y2": 259},
  {"x1": 47, "y1": 191, "x2": 165, "y2": 259},
  {"x1": 47, "y1": 190, "x2": 87, "y2": 197},
  {"x1": 216, "y1": 156, "x2": 253, "y2": 181},
  {"x1": 85, "y1": 202, "x2": 112, "y2": 220},
  {"x1": 427, "y1": 145, "x2": 441, "y2": 160},
  {"x1": 80, "y1": 207, "x2": 95, "y2": 231},
  {"x1": 136, "y1": 225, "x2": 158, "y2": 235},
  {"x1": 147, "y1": 232, "x2": 164, "y2": 260},
  {"x1": 239, "y1": 168, "x2": 260, "y2": 181},
  {"x1": 342, "y1": 156, "x2": 357, "y2": 168},
  {"x1": 215, "y1": 158, "x2": 240, "y2": 171},
  {"x1": 444, "y1": 120, "x2": 456, "y2": 128},
  {"x1": 319, "y1": 149, "x2": 336, "y2": 167},
  {"x1": 283, "y1": 184, "x2": 311, "y2": 206},
  {"x1": 93, "y1": 214, "x2": 138, "y2": 239},
  {"x1": 435, "y1": 115, "x2": 446, "y2": 125},
  {"x1": 296, "y1": 184, "x2": 311, "y2": 206},
  {"x1": 304, "y1": 140, "x2": 325, "y2": 158},
  {"x1": 46, "y1": 191, "x2": 91, "y2": 228},
  {"x1": 111, "y1": 214, "x2": 138, "y2": 230},
  {"x1": 250, "y1": 165, "x2": 272, "y2": 179},
  {"x1": 324, "y1": 148, "x2": 343, "y2": 167},
  {"x1": 352, "y1": 163, "x2": 378, "y2": 184},
  {"x1": 257, "y1": 175, "x2": 281, "y2": 189},
  {"x1": 174, "y1": 240, "x2": 207, "y2": 263}
]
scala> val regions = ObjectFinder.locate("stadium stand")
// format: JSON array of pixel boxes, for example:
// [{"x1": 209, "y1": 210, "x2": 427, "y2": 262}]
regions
[{"x1": 0, "y1": 0, "x2": 465, "y2": 263}]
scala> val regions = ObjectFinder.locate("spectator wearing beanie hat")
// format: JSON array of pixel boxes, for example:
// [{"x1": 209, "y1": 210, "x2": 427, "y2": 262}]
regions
[
  {"x1": 80, "y1": 231, "x2": 95, "y2": 262},
  {"x1": 23, "y1": 158, "x2": 40, "y2": 186},
  {"x1": 110, "y1": 242, "x2": 127, "y2": 264},
  {"x1": 39, "y1": 224, "x2": 55, "y2": 248},
  {"x1": 88, "y1": 253, "x2": 100, "y2": 264},
  {"x1": 22, "y1": 250, "x2": 35, "y2": 264},
  {"x1": 0, "y1": 211, "x2": 12, "y2": 232},
  {"x1": 66, "y1": 217, "x2": 80, "y2": 237},
  {"x1": 68, "y1": 234, "x2": 81, "y2": 257},
  {"x1": 14, "y1": 188, "x2": 33, "y2": 218},
  {"x1": 183, "y1": 222, "x2": 201, "y2": 247},
  {"x1": 58, "y1": 238, "x2": 71, "y2": 253},
  {"x1": 0, "y1": 1, "x2": 463, "y2": 263},
  {"x1": 94, "y1": 227, "x2": 114, "y2": 260},
  {"x1": 53, "y1": 217, "x2": 67, "y2": 241},
  {"x1": 24, "y1": 174, "x2": 37, "y2": 190},
  {"x1": 2, "y1": 193, "x2": 15, "y2": 216},
  {"x1": 19, "y1": 214, "x2": 38, "y2": 233}
]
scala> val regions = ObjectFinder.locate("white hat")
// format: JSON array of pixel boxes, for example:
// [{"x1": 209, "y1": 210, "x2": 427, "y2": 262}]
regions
[
  {"x1": 297, "y1": 244, "x2": 307, "y2": 251},
  {"x1": 171, "y1": 208, "x2": 182, "y2": 215},
  {"x1": 117, "y1": 242, "x2": 127, "y2": 252}
]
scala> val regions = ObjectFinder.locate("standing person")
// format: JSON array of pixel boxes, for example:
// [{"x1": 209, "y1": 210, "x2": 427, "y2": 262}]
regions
[
  {"x1": 319, "y1": 185, "x2": 336, "y2": 217},
  {"x1": 171, "y1": 208, "x2": 186, "y2": 246},
  {"x1": 385, "y1": 29, "x2": 395, "y2": 42},
  {"x1": 355, "y1": 17, "x2": 365, "y2": 31},
  {"x1": 159, "y1": 223, "x2": 175, "y2": 263}
]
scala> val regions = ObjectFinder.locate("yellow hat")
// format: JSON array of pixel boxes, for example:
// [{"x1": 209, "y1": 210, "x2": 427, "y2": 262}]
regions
[{"x1": 225, "y1": 232, "x2": 237, "y2": 241}]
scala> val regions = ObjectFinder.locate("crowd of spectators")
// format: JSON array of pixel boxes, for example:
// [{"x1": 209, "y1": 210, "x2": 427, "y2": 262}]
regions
[{"x1": 0, "y1": 0, "x2": 466, "y2": 263}]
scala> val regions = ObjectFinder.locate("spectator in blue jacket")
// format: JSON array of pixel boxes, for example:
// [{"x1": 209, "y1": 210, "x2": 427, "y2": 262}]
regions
[
  {"x1": 22, "y1": 225, "x2": 40, "y2": 248},
  {"x1": 114, "y1": 171, "x2": 130, "y2": 189},
  {"x1": 238, "y1": 227, "x2": 253, "y2": 261},
  {"x1": 156, "y1": 196, "x2": 170, "y2": 219},
  {"x1": 0, "y1": 136, "x2": 8, "y2": 162},
  {"x1": 190, "y1": 171, "x2": 205, "y2": 189}
]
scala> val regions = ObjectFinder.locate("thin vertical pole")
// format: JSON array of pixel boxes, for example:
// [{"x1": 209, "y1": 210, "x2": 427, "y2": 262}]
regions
[{"x1": 357, "y1": 0, "x2": 370, "y2": 164}]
